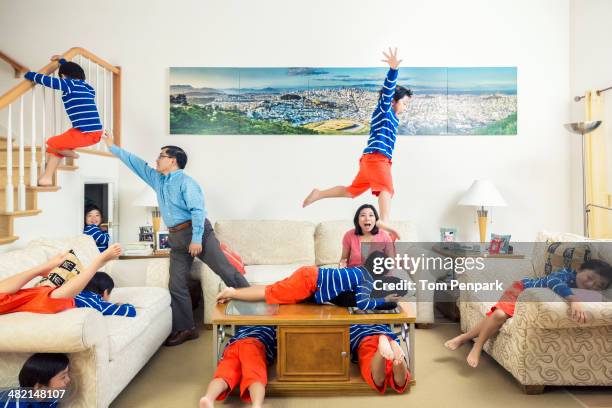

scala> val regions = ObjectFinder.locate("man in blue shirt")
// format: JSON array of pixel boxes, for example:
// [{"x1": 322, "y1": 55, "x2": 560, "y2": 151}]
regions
[{"x1": 104, "y1": 133, "x2": 249, "y2": 346}]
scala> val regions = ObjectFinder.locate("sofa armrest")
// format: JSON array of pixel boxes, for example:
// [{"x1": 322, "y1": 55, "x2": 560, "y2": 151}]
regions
[
  {"x1": 513, "y1": 288, "x2": 612, "y2": 329},
  {"x1": 0, "y1": 308, "x2": 108, "y2": 354}
]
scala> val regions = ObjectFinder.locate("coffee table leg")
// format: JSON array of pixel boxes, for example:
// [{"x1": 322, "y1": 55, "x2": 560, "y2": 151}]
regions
[
  {"x1": 409, "y1": 322, "x2": 415, "y2": 380},
  {"x1": 401, "y1": 323, "x2": 415, "y2": 380},
  {"x1": 212, "y1": 324, "x2": 219, "y2": 366}
]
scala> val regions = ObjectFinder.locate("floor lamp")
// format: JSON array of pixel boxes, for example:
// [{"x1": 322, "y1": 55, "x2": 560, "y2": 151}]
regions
[{"x1": 564, "y1": 121, "x2": 612, "y2": 237}]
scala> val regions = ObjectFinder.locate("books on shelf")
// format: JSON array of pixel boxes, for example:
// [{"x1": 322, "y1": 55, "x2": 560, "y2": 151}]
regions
[{"x1": 123, "y1": 242, "x2": 154, "y2": 256}]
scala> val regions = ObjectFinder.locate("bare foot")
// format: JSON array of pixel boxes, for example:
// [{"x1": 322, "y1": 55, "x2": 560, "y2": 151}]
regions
[
  {"x1": 390, "y1": 339, "x2": 405, "y2": 365},
  {"x1": 377, "y1": 335, "x2": 394, "y2": 360},
  {"x1": 302, "y1": 189, "x2": 320, "y2": 207},
  {"x1": 57, "y1": 149, "x2": 80, "y2": 158},
  {"x1": 199, "y1": 396, "x2": 214, "y2": 408},
  {"x1": 444, "y1": 335, "x2": 466, "y2": 351},
  {"x1": 38, "y1": 177, "x2": 54, "y2": 187},
  {"x1": 466, "y1": 344, "x2": 482, "y2": 368}
]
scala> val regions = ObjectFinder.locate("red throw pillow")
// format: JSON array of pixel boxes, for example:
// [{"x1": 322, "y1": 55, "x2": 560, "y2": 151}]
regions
[{"x1": 220, "y1": 242, "x2": 246, "y2": 275}]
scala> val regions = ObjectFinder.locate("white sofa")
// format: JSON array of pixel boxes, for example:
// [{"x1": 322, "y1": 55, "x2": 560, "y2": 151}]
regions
[
  {"x1": 0, "y1": 236, "x2": 172, "y2": 408},
  {"x1": 192, "y1": 220, "x2": 442, "y2": 325}
]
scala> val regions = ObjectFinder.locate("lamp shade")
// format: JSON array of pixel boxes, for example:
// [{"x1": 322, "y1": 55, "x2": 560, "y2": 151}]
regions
[
  {"x1": 458, "y1": 180, "x2": 507, "y2": 207},
  {"x1": 132, "y1": 186, "x2": 158, "y2": 207}
]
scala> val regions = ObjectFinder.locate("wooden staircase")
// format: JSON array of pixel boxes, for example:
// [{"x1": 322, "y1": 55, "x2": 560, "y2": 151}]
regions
[
  {"x1": 0, "y1": 136, "x2": 78, "y2": 244},
  {"x1": 0, "y1": 47, "x2": 121, "y2": 246}
]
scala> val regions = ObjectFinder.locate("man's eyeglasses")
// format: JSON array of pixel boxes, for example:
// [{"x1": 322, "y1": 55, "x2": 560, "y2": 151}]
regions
[{"x1": 157, "y1": 154, "x2": 172, "y2": 160}]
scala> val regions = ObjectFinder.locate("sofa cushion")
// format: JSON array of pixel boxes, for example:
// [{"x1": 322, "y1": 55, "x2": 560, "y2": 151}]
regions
[
  {"x1": 0, "y1": 246, "x2": 50, "y2": 287},
  {"x1": 26, "y1": 235, "x2": 104, "y2": 272},
  {"x1": 215, "y1": 220, "x2": 316, "y2": 265},
  {"x1": 106, "y1": 287, "x2": 170, "y2": 360},
  {"x1": 244, "y1": 264, "x2": 306, "y2": 285}
]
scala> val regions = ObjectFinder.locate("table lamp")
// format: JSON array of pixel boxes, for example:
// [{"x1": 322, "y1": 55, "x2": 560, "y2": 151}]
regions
[
  {"x1": 133, "y1": 186, "x2": 160, "y2": 233},
  {"x1": 458, "y1": 180, "x2": 507, "y2": 243}
]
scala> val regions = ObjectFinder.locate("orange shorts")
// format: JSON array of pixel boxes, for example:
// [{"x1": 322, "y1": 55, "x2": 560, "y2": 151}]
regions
[
  {"x1": 214, "y1": 338, "x2": 268, "y2": 403},
  {"x1": 264, "y1": 266, "x2": 318, "y2": 304},
  {"x1": 0, "y1": 286, "x2": 75, "y2": 315},
  {"x1": 487, "y1": 281, "x2": 525, "y2": 317},
  {"x1": 46, "y1": 128, "x2": 103, "y2": 158},
  {"x1": 346, "y1": 153, "x2": 394, "y2": 197},
  {"x1": 358, "y1": 335, "x2": 410, "y2": 394}
]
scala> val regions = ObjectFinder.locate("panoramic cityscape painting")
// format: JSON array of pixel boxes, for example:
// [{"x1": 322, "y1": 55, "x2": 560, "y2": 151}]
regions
[{"x1": 169, "y1": 67, "x2": 517, "y2": 135}]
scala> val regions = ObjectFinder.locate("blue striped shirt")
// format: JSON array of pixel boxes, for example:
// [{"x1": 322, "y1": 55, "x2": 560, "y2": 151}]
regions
[
  {"x1": 75, "y1": 291, "x2": 136, "y2": 317},
  {"x1": 109, "y1": 145, "x2": 206, "y2": 243},
  {"x1": 0, "y1": 390, "x2": 58, "y2": 407},
  {"x1": 363, "y1": 68, "x2": 400, "y2": 160},
  {"x1": 25, "y1": 59, "x2": 102, "y2": 133},
  {"x1": 349, "y1": 324, "x2": 400, "y2": 362},
  {"x1": 83, "y1": 224, "x2": 109, "y2": 252},
  {"x1": 315, "y1": 267, "x2": 388, "y2": 310},
  {"x1": 227, "y1": 325, "x2": 277, "y2": 363},
  {"x1": 522, "y1": 269, "x2": 577, "y2": 298}
]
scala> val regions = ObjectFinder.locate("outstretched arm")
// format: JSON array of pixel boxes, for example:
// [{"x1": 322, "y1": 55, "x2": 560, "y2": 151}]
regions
[
  {"x1": 103, "y1": 131, "x2": 160, "y2": 189},
  {"x1": 379, "y1": 47, "x2": 402, "y2": 112}
]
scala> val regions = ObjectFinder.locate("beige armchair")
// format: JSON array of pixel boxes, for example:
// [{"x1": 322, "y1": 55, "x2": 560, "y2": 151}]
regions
[{"x1": 458, "y1": 232, "x2": 612, "y2": 393}]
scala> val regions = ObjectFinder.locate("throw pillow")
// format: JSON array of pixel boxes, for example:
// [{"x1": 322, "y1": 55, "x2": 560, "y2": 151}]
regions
[
  {"x1": 220, "y1": 242, "x2": 246, "y2": 275},
  {"x1": 543, "y1": 242, "x2": 591, "y2": 275},
  {"x1": 37, "y1": 249, "x2": 85, "y2": 288}
]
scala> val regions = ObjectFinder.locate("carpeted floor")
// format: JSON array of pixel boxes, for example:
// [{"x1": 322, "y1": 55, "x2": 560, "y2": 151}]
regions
[{"x1": 110, "y1": 322, "x2": 611, "y2": 408}]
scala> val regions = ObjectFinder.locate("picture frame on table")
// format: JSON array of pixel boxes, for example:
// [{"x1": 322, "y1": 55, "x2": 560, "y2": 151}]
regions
[
  {"x1": 156, "y1": 230, "x2": 170, "y2": 251},
  {"x1": 440, "y1": 227, "x2": 457, "y2": 246},
  {"x1": 489, "y1": 233, "x2": 511, "y2": 253}
]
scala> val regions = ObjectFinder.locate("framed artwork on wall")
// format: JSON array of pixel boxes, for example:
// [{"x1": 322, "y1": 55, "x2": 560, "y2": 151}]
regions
[{"x1": 169, "y1": 67, "x2": 517, "y2": 136}]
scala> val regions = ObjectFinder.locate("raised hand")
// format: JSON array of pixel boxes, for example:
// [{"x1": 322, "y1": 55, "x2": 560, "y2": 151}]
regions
[
  {"x1": 101, "y1": 243, "x2": 122, "y2": 262},
  {"x1": 381, "y1": 47, "x2": 402, "y2": 70},
  {"x1": 44, "y1": 252, "x2": 70, "y2": 272},
  {"x1": 102, "y1": 130, "x2": 114, "y2": 148},
  {"x1": 50, "y1": 55, "x2": 62, "y2": 62}
]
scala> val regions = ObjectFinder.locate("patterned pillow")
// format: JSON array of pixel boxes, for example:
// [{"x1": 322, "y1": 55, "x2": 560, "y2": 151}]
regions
[
  {"x1": 543, "y1": 242, "x2": 591, "y2": 275},
  {"x1": 37, "y1": 249, "x2": 85, "y2": 288}
]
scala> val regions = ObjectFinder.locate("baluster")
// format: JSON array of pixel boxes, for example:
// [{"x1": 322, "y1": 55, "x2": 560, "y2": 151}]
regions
[
  {"x1": 5, "y1": 105, "x2": 14, "y2": 213},
  {"x1": 30, "y1": 89, "x2": 38, "y2": 187},
  {"x1": 18, "y1": 95, "x2": 26, "y2": 210},
  {"x1": 41, "y1": 86, "x2": 47, "y2": 171},
  {"x1": 101, "y1": 67, "x2": 107, "y2": 151}
]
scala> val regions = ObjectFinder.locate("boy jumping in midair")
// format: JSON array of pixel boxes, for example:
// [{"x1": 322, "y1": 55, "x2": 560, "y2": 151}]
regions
[
  {"x1": 303, "y1": 48, "x2": 412, "y2": 240},
  {"x1": 25, "y1": 55, "x2": 103, "y2": 186}
]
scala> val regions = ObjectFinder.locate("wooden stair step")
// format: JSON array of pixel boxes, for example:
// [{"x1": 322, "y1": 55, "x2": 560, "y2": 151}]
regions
[
  {"x1": 0, "y1": 209, "x2": 42, "y2": 217},
  {"x1": 0, "y1": 236, "x2": 18, "y2": 245}
]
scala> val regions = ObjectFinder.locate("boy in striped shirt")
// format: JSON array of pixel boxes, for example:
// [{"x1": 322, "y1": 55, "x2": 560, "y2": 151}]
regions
[
  {"x1": 83, "y1": 204, "x2": 110, "y2": 252},
  {"x1": 25, "y1": 55, "x2": 103, "y2": 187},
  {"x1": 200, "y1": 326, "x2": 276, "y2": 408},
  {"x1": 303, "y1": 48, "x2": 412, "y2": 240},
  {"x1": 444, "y1": 259, "x2": 612, "y2": 368},
  {"x1": 350, "y1": 324, "x2": 410, "y2": 394},
  {"x1": 75, "y1": 272, "x2": 136, "y2": 317},
  {"x1": 0, "y1": 244, "x2": 121, "y2": 315},
  {"x1": 216, "y1": 251, "x2": 402, "y2": 310}
]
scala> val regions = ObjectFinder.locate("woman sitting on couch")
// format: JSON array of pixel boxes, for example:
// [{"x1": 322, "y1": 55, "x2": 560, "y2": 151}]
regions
[{"x1": 340, "y1": 204, "x2": 395, "y2": 268}]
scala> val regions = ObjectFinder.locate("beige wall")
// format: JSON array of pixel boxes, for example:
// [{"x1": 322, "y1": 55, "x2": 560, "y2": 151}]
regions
[{"x1": 1, "y1": 0, "x2": 574, "y2": 245}]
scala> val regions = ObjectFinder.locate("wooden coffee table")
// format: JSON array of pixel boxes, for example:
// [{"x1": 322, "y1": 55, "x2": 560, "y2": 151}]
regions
[{"x1": 211, "y1": 302, "x2": 416, "y2": 395}]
